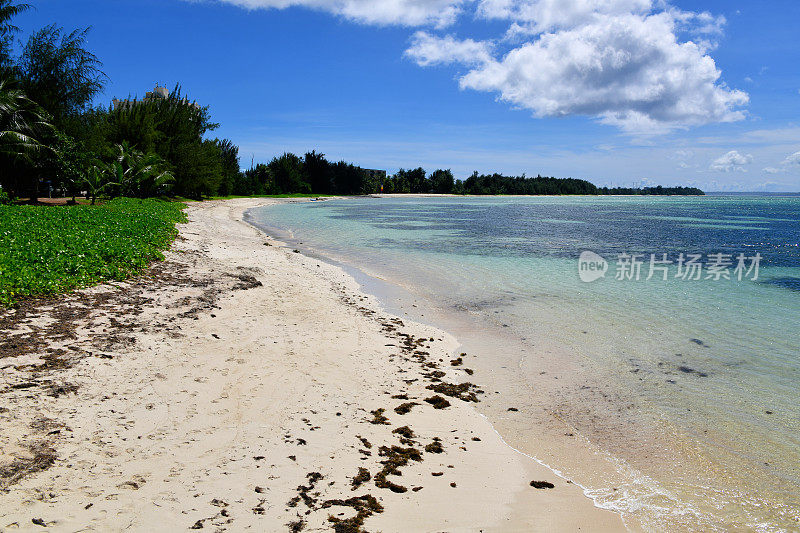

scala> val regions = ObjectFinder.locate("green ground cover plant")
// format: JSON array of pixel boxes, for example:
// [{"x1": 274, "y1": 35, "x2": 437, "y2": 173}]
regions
[{"x1": 0, "y1": 198, "x2": 186, "y2": 306}]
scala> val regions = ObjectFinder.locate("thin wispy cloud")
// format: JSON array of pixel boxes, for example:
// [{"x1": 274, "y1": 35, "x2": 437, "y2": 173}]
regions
[
  {"x1": 763, "y1": 150, "x2": 800, "y2": 174},
  {"x1": 204, "y1": 0, "x2": 468, "y2": 27}
]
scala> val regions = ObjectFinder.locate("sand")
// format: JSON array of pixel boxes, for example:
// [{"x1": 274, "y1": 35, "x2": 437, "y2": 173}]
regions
[{"x1": 0, "y1": 198, "x2": 625, "y2": 532}]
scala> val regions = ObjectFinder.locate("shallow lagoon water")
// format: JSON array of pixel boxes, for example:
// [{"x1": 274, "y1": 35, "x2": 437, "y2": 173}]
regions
[{"x1": 250, "y1": 195, "x2": 800, "y2": 530}]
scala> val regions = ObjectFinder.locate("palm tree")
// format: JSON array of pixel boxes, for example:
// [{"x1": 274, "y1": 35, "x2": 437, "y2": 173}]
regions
[
  {"x1": 82, "y1": 160, "x2": 117, "y2": 205},
  {"x1": 109, "y1": 142, "x2": 175, "y2": 198},
  {"x1": 0, "y1": 1, "x2": 31, "y2": 68},
  {"x1": 0, "y1": 1, "x2": 30, "y2": 27},
  {"x1": 0, "y1": 77, "x2": 54, "y2": 199},
  {"x1": 0, "y1": 78, "x2": 50, "y2": 158}
]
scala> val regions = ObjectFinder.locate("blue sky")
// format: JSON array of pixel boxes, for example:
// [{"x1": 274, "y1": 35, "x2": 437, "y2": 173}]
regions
[{"x1": 13, "y1": 0, "x2": 800, "y2": 190}]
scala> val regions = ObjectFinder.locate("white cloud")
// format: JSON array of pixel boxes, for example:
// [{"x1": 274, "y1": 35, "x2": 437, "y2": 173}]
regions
[
  {"x1": 784, "y1": 151, "x2": 800, "y2": 165},
  {"x1": 762, "y1": 151, "x2": 800, "y2": 174},
  {"x1": 709, "y1": 150, "x2": 753, "y2": 172},
  {"x1": 476, "y1": 0, "x2": 652, "y2": 33},
  {"x1": 213, "y1": 0, "x2": 467, "y2": 27},
  {"x1": 408, "y1": 10, "x2": 748, "y2": 134},
  {"x1": 405, "y1": 32, "x2": 493, "y2": 66}
]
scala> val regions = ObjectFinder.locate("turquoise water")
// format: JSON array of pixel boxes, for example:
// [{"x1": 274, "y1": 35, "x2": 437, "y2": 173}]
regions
[{"x1": 250, "y1": 196, "x2": 800, "y2": 530}]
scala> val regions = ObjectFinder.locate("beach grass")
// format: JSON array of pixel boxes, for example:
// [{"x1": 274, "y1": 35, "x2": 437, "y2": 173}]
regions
[{"x1": 0, "y1": 198, "x2": 186, "y2": 307}]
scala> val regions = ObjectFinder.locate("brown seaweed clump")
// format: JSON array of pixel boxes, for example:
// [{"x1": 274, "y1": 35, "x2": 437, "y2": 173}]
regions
[
  {"x1": 424, "y1": 438, "x2": 444, "y2": 454},
  {"x1": 393, "y1": 402, "x2": 419, "y2": 415},
  {"x1": 369, "y1": 409, "x2": 390, "y2": 425},
  {"x1": 424, "y1": 395, "x2": 451, "y2": 409},
  {"x1": 287, "y1": 472, "x2": 324, "y2": 509},
  {"x1": 425, "y1": 382, "x2": 482, "y2": 403},
  {"x1": 351, "y1": 467, "x2": 371, "y2": 490},
  {"x1": 0, "y1": 443, "x2": 57, "y2": 490},
  {"x1": 392, "y1": 426, "x2": 416, "y2": 445},
  {"x1": 530, "y1": 480, "x2": 555, "y2": 489},
  {"x1": 323, "y1": 494, "x2": 384, "y2": 533},
  {"x1": 374, "y1": 446, "x2": 423, "y2": 494},
  {"x1": 287, "y1": 519, "x2": 306, "y2": 532},
  {"x1": 422, "y1": 370, "x2": 446, "y2": 382},
  {"x1": 392, "y1": 426, "x2": 415, "y2": 439}
]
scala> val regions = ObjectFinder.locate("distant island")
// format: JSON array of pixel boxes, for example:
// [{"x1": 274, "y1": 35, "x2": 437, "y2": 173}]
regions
[
  {"x1": 233, "y1": 154, "x2": 704, "y2": 197},
  {"x1": 598, "y1": 186, "x2": 705, "y2": 196}
]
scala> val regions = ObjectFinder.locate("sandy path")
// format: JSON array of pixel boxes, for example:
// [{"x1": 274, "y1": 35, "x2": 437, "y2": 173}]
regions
[{"x1": 0, "y1": 199, "x2": 625, "y2": 532}]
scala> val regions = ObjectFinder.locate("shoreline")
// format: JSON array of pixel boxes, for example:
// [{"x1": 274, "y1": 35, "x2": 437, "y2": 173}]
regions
[{"x1": 0, "y1": 198, "x2": 625, "y2": 531}]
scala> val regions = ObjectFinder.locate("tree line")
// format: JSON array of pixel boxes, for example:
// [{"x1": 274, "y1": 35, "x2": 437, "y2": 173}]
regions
[{"x1": 227, "y1": 159, "x2": 601, "y2": 197}]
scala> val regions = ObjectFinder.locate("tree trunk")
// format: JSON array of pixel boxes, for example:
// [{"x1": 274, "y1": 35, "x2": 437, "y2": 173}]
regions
[{"x1": 30, "y1": 174, "x2": 40, "y2": 205}]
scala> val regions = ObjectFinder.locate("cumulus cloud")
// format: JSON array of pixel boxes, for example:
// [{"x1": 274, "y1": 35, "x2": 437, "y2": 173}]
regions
[
  {"x1": 405, "y1": 31, "x2": 493, "y2": 66},
  {"x1": 213, "y1": 0, "x2": 467, "y2": 27},
  {"x1": 408, "y1": 9, "x2": 748, "y2": 134},
  {"x1": 710, "y1": 150, "x2": 752, "y2": 172}
]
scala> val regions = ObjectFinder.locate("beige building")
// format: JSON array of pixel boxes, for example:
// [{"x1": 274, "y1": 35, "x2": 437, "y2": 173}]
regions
[{"x1": 112, "y1": 86, "x2": 199, "y2": 111}]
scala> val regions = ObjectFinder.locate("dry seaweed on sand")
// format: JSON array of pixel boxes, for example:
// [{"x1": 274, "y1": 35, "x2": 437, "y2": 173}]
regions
[
  {"x1": 424, "y1": 438, "x2": 444, "y2": 454},
  {"x1": 392, "y1": 426, "x2": 415, "y2": 439},
  {"x1": 530, "y1": 480, "x2": 555, "y2": 489},
  {"x1": 392, "y1": 426, "x2": 416, "y2": 445},
  {"x1": 287, "y1": 472, "x2": 324, "y2": 508},
  {"x1": 425, "y1": 382, "x2": 482, "y2": 403},
  {"x1": 368, "y1": 408, "x2": 390, "y2": 425},
  {"x1": 374, "y1": 445, "x2": 423, "y2": 493},
  {"x1": 323, "y1": 494, "x2": 384, "y2": 533},
  {"x1": 424, "y1": 395, "x2": 451, "y2": 409},
  {"x1": 0, "y1": 443, "x2": 57, "y2": 489},
  {"x1": 351, "y1": 467, "x2": 371, "y2": 490},
  {"x1": 422, "y1": 370, "x2": 446, "y2": 382},
  {"x1": 393, "y1": 402, "x2": 418, "y2": 415},
  {"x1": 287, "y1": 519, "x2": 306, "y2": 532}
]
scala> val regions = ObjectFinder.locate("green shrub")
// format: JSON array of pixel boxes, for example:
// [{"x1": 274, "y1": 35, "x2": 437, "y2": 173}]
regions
[{"x1": 0, "y1": 198, "x2": 186, "y2": 306}]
